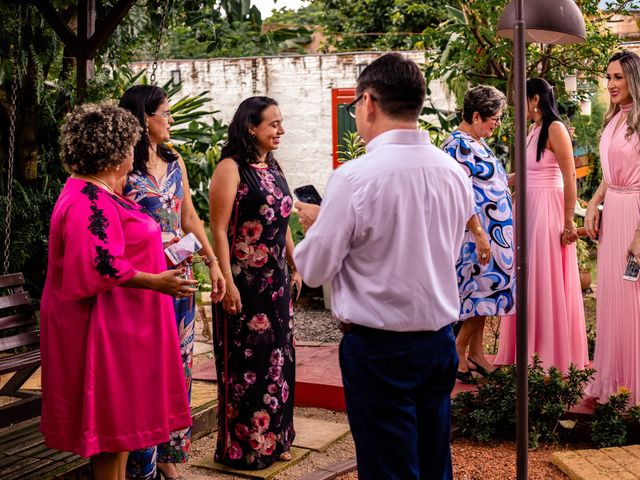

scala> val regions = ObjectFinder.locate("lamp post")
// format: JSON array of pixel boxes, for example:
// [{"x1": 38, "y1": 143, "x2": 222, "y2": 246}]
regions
[{"x1": 496, "y1": 1, "x2": 585, "y2": 478}]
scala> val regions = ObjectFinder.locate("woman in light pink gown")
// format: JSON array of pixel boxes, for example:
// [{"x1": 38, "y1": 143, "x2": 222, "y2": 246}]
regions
[
  {"x1": 40, "y1": 103, "x2": 196, "y2": 479},
  {"x1": 496, "y1": 78, "x2": 588, "y2": 373},
  {"x1": 585, "y1": 51, "x2": 640, "y2": 405}
]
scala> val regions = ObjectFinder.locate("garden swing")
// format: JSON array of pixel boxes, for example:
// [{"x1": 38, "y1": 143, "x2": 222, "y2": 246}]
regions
[{"x1": 0, "y1": 5, "x2": 43, "y2": 429}]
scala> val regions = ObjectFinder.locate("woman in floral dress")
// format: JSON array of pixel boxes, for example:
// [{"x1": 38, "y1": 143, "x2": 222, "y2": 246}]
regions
[
  {"x1": 119, "y1": 85, "x2": 225, "y2": 480},
  {"x1": 442, "y1": 85, "x2": 516, "y2": 383},
  {"x1": 209, "y1": 96, "x2": 301, "y2": 469}
]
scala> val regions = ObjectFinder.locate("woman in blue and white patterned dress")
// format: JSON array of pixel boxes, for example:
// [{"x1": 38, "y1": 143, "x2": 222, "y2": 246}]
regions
[{"x1": 442, "y1": 85, "x2": 516, "y2": 383}]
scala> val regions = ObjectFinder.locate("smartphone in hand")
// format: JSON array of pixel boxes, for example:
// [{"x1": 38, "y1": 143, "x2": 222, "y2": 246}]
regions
[
  {"x1": 164, "y1": 232, "x2": 203, "y2": 266},
  {"x1": 623, "y1": 254, "x2": 640, "y2": 281},
  {"x1": 293, "y1": 185, "x2": 322, "y2": 205}
]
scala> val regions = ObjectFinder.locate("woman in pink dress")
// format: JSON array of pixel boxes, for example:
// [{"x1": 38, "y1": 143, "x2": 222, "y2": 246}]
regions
[
  {"x1": 495, "y1": 78, "x2": 588, "y2": 372},
  {"x1": 585, "y1": 50, "x2": 640, "y2": 405},
  {"x1": 39, "y1": 103, "x2": 196, "y2": 479}
]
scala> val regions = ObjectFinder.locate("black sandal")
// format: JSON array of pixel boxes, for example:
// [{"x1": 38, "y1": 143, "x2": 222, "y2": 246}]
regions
[
  {"x1": 467, "y1": 357, "x2": 493, "y2": 378},
  {"x1": 456, "y1": 370, "x2": 476, "y2": 384}
]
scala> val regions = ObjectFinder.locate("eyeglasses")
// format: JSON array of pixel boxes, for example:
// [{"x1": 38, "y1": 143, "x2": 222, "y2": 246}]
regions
[
  {"x1": 151, "y1": 110, "x2": 173, "y2": 119},
  {"x1": 489, "y1": 114, "x2": 504, "y2": 123},
  {"x1": 346, "y1": 93, "x2": 376, "y2": 119},
  {"x1": 346, "y1": 94, "x2": 363, "y2": 119}
]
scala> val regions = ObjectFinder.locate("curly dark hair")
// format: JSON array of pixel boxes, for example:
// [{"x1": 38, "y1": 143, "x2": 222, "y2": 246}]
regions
[{"x1": 60, "y1": 102, "x2": 142, "y2": 175}]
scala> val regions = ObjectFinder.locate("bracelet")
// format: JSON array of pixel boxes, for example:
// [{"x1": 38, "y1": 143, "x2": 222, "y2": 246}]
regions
[
  {"x1": 201, "y1": 255, "x2": 218, "y2": 266},
  {"x1": 222, "y1": 268, "x2": 232, "y2": 276}
]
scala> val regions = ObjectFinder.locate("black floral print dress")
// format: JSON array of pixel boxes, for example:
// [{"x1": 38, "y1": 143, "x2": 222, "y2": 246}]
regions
[{"x1": 213, "y1": 161, "x2": 295, "y2": 470}]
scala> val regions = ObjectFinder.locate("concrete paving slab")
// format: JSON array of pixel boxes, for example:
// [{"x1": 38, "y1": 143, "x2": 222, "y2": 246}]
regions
[
  {"x1": 193, "y1": 358, "x2": 217, "y2": 382},
  {"x1": 192, "y1": 380, "x2": 217, "y2": 409},
  {"x1": 192, "y1": 446, "x2": 310, "y2": 479},
  {"x1": 292, "y1": 415, "x2": 350, "y2": 451},
  {"x1": 194, "y1": 341, "x2": 214, "y2": 355},
  {"x1": 552, "y1": 445, "x2": 640, "y2": 479}
]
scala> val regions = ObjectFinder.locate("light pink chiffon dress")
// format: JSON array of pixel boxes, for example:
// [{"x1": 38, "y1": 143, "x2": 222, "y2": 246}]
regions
[
  {"x1": 495, "y1": 124, "x2": 588, "y2": 373},
  {"x1": 39, "y1": 178, "x2": 191, "y2": 457},
  {"x1": 587, "y1": 102, "x2": 640, "y2": 405}
]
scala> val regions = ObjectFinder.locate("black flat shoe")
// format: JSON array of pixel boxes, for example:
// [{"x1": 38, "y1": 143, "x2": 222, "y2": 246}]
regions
[
  {"x1": 456, "y1": 370, "x2": 476, "y2": 384},
  {"x1": 467, "y1": 357, "x2": 493, "y2": 378}
]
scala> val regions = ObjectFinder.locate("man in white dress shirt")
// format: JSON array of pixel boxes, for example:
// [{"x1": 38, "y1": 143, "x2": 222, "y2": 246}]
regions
[{"x1": 294, "y1": 53, "x2": 474, "y2": 480}]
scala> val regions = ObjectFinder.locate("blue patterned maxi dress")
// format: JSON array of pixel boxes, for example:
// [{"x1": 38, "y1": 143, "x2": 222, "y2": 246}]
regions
[
  {"x1": 442, "y1": 131, "x2": 516, "y2": 319},
  {"x1": 123, "y1": 159, "x2": 195, "y2": 478},
  {"x1": 213, "y1": 160, "x2": 295, "y2": 470}
]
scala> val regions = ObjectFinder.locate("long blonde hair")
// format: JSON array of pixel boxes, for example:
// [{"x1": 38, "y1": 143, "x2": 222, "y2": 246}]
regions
[{"x1": 604, "y1": 50, "x2": 640, "y2": 140}]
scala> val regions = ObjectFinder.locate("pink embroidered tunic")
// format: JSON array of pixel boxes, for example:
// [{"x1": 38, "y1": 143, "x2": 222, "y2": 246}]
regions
[
  {"x1": 587, "y1": 102, "x2": 640, "y2": 405},
  {"x1": 39, "y1": 178, "x2": 191, "y2": 457}
]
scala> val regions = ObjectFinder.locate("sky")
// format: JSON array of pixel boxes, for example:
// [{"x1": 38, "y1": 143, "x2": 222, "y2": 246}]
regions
[{"x1": 253, "y1": 0, "x2": 308, "y2": 18}]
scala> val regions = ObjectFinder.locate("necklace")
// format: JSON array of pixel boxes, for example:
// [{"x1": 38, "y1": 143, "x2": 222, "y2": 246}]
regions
[{"x1": 86, "y1": 175, "x2": 116, "y2": 195}]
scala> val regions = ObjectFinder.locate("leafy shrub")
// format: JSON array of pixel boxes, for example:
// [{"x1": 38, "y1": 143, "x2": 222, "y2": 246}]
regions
[
  {"x1": 590, "y1": 388, "x2": 640, "y2": 448},
  {"x1": 453, "y1": 355, "x2": 594, "y2": 448}
]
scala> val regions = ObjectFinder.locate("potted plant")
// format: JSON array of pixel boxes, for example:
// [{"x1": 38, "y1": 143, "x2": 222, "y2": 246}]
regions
[{"x1": 576, "y1": 238, "x2": 592, "y2": 291}]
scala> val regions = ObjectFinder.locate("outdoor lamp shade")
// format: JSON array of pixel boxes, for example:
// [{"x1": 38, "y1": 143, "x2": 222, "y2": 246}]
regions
[
  {"x1": 565, "y1": 75, "x2": 578, "y2": 93},
  {"x1": 497, "y1": 0, "x2": 586, "y2": 45}
]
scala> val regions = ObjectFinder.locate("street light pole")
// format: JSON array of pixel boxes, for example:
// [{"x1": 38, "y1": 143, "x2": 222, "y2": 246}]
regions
[
  {"x1": 497, "y1": 1, "x2": 586, "y2": 478},
  {"x1": 513, "y1": 0, "x2": 529, "y2": 477}
]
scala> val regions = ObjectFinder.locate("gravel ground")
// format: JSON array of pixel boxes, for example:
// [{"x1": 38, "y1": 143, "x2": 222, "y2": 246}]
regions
[
  {"x1": 294, "y1": 298, "x2": 342, "y2": 343},
  {"x1": 336, "y1": 439, "x2": 571, "y2": 480}
]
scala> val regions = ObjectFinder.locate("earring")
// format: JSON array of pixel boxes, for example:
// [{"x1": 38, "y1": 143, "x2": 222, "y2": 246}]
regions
[{"x1": 534, "y1": 107, "x2": 538, "y2": 112}]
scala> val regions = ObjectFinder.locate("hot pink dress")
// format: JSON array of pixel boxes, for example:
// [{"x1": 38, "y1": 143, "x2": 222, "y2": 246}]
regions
[
  {"x1": 495, "y1": 124, "x2": 588, "y2": 373},
  {"x1": 587, "y1": 102, "x2": 640, "y2": 405},
  {"x1": 39, "y1": 178, "x2": 191, "y2": 457}
]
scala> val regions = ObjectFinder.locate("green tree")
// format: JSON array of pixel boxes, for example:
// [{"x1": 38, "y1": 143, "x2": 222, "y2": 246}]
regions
[
  {"x1": 422, "y1": 0, "x2": 630, "y2": 101},
  {"x1": 320, "y1": 0, "x2": 446, "y2": 51}
]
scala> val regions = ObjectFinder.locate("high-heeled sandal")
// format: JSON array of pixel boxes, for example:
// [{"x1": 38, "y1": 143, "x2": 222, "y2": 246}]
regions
[
  {"x1": 456, "y1": 370, "x2": 476, "y2": 384},
  {"x1": 467, "y1": 357, "x2": 494, "y2": 378}
]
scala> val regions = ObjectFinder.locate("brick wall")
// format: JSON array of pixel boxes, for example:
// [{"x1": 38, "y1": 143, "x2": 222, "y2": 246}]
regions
[{"x1": 131, "y1": 51, "x2": 454, "y2": 193}]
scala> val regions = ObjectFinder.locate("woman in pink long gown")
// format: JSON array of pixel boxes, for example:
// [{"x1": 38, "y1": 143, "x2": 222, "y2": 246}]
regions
[
  {"x1": 495, "y1": 78, "x2": 588, "y2": 373},
  {"x1": 40, "y1": 103, "x2": 196, "y2": 479},
  {"x1": 585, "y1": 51, "x2": 640, "y2": 406}
]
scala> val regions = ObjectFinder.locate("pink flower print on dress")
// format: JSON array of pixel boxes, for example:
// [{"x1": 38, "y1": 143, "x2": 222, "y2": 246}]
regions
[
  {"x1": 248, "y1": 244, "x2": 270, "y2": 268},
  {"x1": 228, "y1": 441, "x2": 243, "y2": 460},
  {"x1": 266, "y1": 195, "x2": 275, "y2": 205},
  {"x1": 244, "y1": 371, "x2": 256, "y2": 384},
  {"x1": 251, "y1": 410, "x2": 270, "y2": 433},
  {"x1": 237, "y1": 183, "x2": 249, "y2": 199},
  {"x1": 248, "y1": 313, "x2": 271, "y2": 333},
  {"x1": 248, "y1": 432, "x2": 264, "y2": 451},
  {"x1": 268, "y1": 365, "x2": 282, "y2": 381},
  {"x1": 282, "y1": 381, "x2": 290, "y2": 403},
  {"x1": 270, "y1": 349, "x2": 284, "y2": 366},
  {"x1": 234, "y1": 423, "x2": 250, "y2": 440},
  {"x1": 280, "y1": 196, "x2": 292, "y2": 217},
  {"x1": 260, "y1": 432, "x2": 277, "y2": 456},
  {"x1": 244, "y1": 348, "x2": 253, "y2": 358},
  {"x1": 240, "y1": 220, "x2": 263, "y2": 244},
  {"x1": 267, "y1": 383, "x2": 278, "y2": 395},
  {"x1": 259, "y1": 205, "x2": 275, "y2": 222},
  {"x1": 234, "y1": 242, "x2": 252, "y2": 262}
]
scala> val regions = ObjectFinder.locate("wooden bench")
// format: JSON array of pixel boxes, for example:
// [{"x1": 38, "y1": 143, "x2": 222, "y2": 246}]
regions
[{"x1": 0, "y1": 272, "x2": 41, "y2": 428}]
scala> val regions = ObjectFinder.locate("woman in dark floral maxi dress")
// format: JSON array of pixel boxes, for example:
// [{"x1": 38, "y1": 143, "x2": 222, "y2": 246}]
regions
[{"x1": 209, "y1": 96, "x2": 301, "y2": 470}]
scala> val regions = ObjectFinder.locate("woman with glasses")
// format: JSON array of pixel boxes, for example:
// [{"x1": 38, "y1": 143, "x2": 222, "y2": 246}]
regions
[
  {"x1": 495, "y1": 78, "x2": 588, "y2": 373},
  {"x1": 442, "y1": 85, "x2": 515, "y2": 384},
  {"x1": 119, "y1": 85, "x2": 226, "y2": 480}
]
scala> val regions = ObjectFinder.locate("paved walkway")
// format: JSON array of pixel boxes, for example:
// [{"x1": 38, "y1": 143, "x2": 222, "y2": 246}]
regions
[{"x1": 553, "y1": 445, "x2": 640, "y2": 479}]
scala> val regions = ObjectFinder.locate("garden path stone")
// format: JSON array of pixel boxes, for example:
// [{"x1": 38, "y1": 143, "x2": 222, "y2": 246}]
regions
[{"x1": 552, "y1": 445, "x2": 640, "y2": 479}]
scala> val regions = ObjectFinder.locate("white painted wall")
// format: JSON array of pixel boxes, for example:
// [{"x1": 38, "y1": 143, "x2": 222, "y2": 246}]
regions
[{"x1": 131, "y1": 51, "x2": 455, "y2": 193}]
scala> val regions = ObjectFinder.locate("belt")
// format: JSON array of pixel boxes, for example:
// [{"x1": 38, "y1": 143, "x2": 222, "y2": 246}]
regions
[{"x1": 339, "y1": 322, "x2": 443, "y2": 336}]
